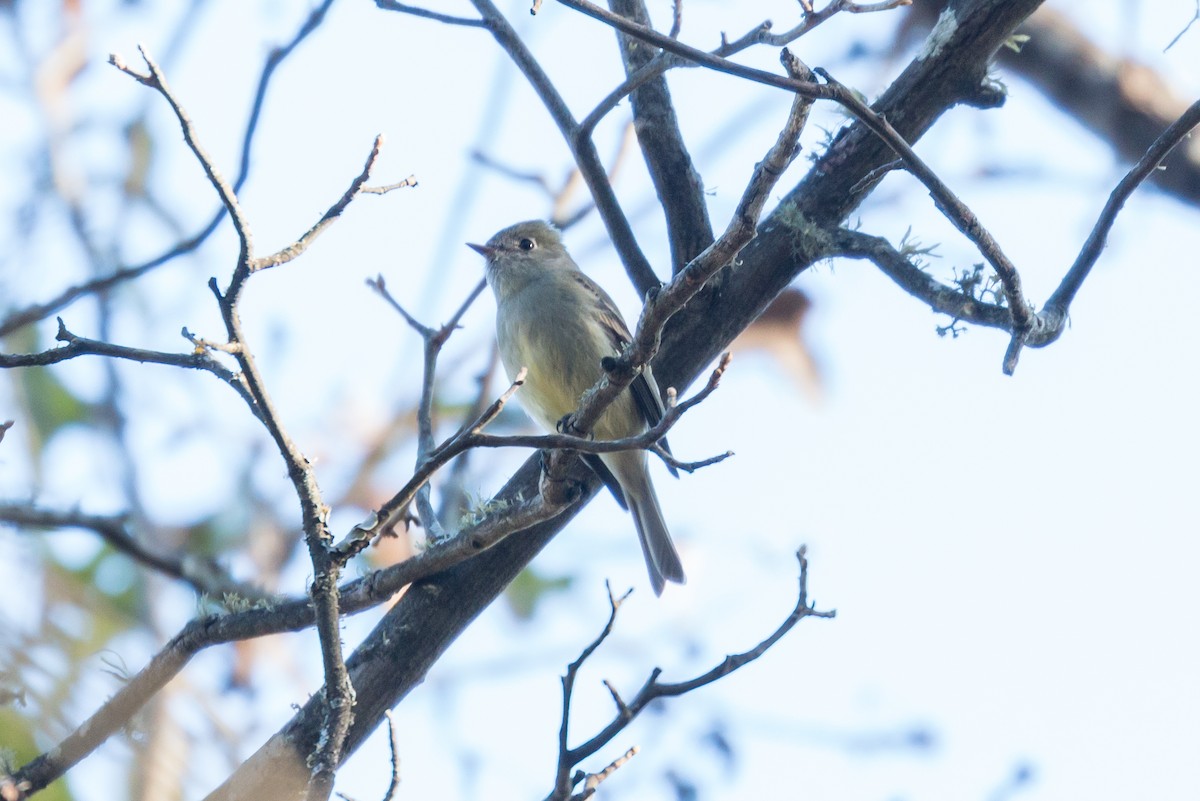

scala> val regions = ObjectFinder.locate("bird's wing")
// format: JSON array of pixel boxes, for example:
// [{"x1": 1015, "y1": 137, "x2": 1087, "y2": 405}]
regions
[{"x1": 569, "y1": 271, "x2": 680, "y2": 478}]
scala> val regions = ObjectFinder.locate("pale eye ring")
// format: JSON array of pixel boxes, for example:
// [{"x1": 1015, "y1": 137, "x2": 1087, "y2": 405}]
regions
[{"x1": 518, "y1": 237, "x2": 537, "y2": 251}]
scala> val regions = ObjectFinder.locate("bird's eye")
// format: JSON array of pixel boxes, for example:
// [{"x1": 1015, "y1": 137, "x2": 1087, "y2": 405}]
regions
[{"x1": 518, "y1": 237, "x2": 537, "y2": 251}]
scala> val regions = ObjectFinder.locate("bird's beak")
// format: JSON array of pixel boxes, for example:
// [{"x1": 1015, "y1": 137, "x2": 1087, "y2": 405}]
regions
[{"x1": 467, "y1": 242, "x2": 494, "y2": 258}]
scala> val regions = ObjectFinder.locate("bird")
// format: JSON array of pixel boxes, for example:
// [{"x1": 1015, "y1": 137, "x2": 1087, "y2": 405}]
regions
[{"x1": 469, "y1": 220, "x2": 686, "y2": 595}]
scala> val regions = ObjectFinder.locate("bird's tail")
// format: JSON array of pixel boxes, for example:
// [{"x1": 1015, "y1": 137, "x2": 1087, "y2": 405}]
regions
[{"x1": 628, "y1": 477, "x2": 686, "y2": 596}]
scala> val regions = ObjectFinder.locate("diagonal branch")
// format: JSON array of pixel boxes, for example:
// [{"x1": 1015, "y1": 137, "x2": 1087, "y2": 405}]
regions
[
  {"x1": 0, "y1": 504, "x2": 267, "y2": 600},
  {"x1": 469, "y1": 0, "x2": 661, "y2": 295},
  {"x1": 254, "y1": 136, "x2": 413, "y2": 271},
  {"x1": 565, "y1": 49, "x2": 813, "y2": 447},
  {"x1": 111, "y1": 46, "x2": 253, "y2": 271},
  {"x1": 0, "y1": 318, "x2": 260, "y2": 416},
  {"x1": 1041, "y1": 98, "x2": 1200, "y2": 324},
  {"x1": 374, "y1": 0, "x2": 485, "y2": 27}
]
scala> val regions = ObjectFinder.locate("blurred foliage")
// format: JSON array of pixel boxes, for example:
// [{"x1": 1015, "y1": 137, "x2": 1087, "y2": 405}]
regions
[{"x1": 503, "y1": 566, "x2": 572, "y2": 620}]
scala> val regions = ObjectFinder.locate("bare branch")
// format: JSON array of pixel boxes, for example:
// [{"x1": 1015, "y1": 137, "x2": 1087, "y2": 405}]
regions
[
  {"x1": 470, "y1": 0, "x2": 661, "y2": 295},
  {"x1": 1165, "y1": 1, "x2": 1200, "y2": 51},
  {"x1": 111, "y1": 46, "x2": 253, "y2": 271},
  {"x1": 0, "y1": 318, "x2": 260, "y2": 416},
  {"x1": 549, "y1": 583, "x2": 633, "y2": 799},
  {"x1": 829, "y1": 229, "x2": 1012, "y2": 330},
  {"x1": 607, "y1": 0, "x2": 715, "y2": 272},
  {"x1": 760, "y1": 0, "x2": 911, "y2": 46},
  {"x1": 1041, "y1": 99, "x2": 1200, "y2": 329},
  {"x1": 366, "y1": 278, "x2": 489, "y2": 542},
  {"x1": 0, "y1": 504, "x2": 267, "y2": 600},
  {"x1": 110, "y1": 40, "x2": 398, "y2": 797},
  {"x1": 575, "y1": 0, "x2": 910, "y2": 147},
  {"x1": 651, "y1": 444, "x2": 732, "y2": 473},
  {"x1": 361, "y1": 175, "x2": 419, "y2": 194},
  {"x1": 573, "y1": 746, "x2": 638, "y2": 801},
  {"x1": 380, "y1": 710, "x2": 402, "y2": 801},
  {"x1": 557, "y1": 0, "x2": 839, "y2": 99},
  {"x1": 546, "y1": 549, "x2": 833, "y2": 798},
  {"x1": 254, "y1": 135, "x2": 406, "y2": 271}
]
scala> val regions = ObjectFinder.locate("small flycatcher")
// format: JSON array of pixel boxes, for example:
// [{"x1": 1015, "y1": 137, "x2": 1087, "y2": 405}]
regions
[{"x1": 469, "y1": 220, "x2": 686, "y2": 595}]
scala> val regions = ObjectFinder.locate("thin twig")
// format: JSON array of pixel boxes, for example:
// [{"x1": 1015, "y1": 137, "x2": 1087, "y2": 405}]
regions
[
  {"x1": 0, "y1": 0, "x2": 334, "y2": 338},
  {"x1": 574, "y1": 0, "x2": 908, "y2": 144},
  {"x1": 366, "y1": 277, "x2": 488, "y2": 543},
  {"x1": 607, "y1": 0, "x2": 714, "y2": 272},
  {"x1": 111, "y1": 44, "x2": 380, "y2": 799},
  {"x1": 762, "y1": 0, "x2": 911, "y2": 44},
  {"x1": 1040, "y1": 99, "x2": 1200, "y2": 329},
  {"x1": 550, "y1": 583, "x2": 633, "y2": 800},
  {"x1": 545, "y1": 549, "x2": 833, "y2": 799},
  {"x1": 0, "y1": 318, "x2": 260, "y2": 417},
  {"x1": 0, "y1": 504, "x2": 267, "y2": 600},
  {"x1": 437, "y1": 344, "x2": 501, "y2": 524},
  {"x1": 380, "y1": 710, "x2": 402, "y2": 801},
  {"x1": 361, "y1": 175, "x2": 419, "y2": 194},
  {"x1": 111, "y1": 46, "x2": 253, "y2": 270},
  {"x1": 573, "y1": 747, "x2": 638, "y2": 801},
  {"x1": 1164, "y1": 0, "x2": 1200, "y2": 52},
  {"x1": 254, "y1": 136, "x2": 410, "y2": 271}
]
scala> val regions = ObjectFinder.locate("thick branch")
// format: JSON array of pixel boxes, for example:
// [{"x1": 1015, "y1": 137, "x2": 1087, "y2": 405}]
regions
[{"x1": 606, "y1": 0, "x2": 715, "y2": 272}]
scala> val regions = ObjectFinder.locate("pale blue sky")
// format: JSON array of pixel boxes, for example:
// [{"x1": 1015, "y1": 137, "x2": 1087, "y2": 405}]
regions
[{"x1": 2, "y1": 1, "x2": 1199, "y2": 799}]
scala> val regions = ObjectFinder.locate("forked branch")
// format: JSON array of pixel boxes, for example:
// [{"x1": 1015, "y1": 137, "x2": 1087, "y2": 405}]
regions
[{"x1": 546, "y1": 548, "x2": 834, "y2": 800}]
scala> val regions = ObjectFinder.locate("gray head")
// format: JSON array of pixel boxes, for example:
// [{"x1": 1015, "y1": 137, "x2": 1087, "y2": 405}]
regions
[{"x1": 468, "y1": 220, "x2": 575, "y2": 297}]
